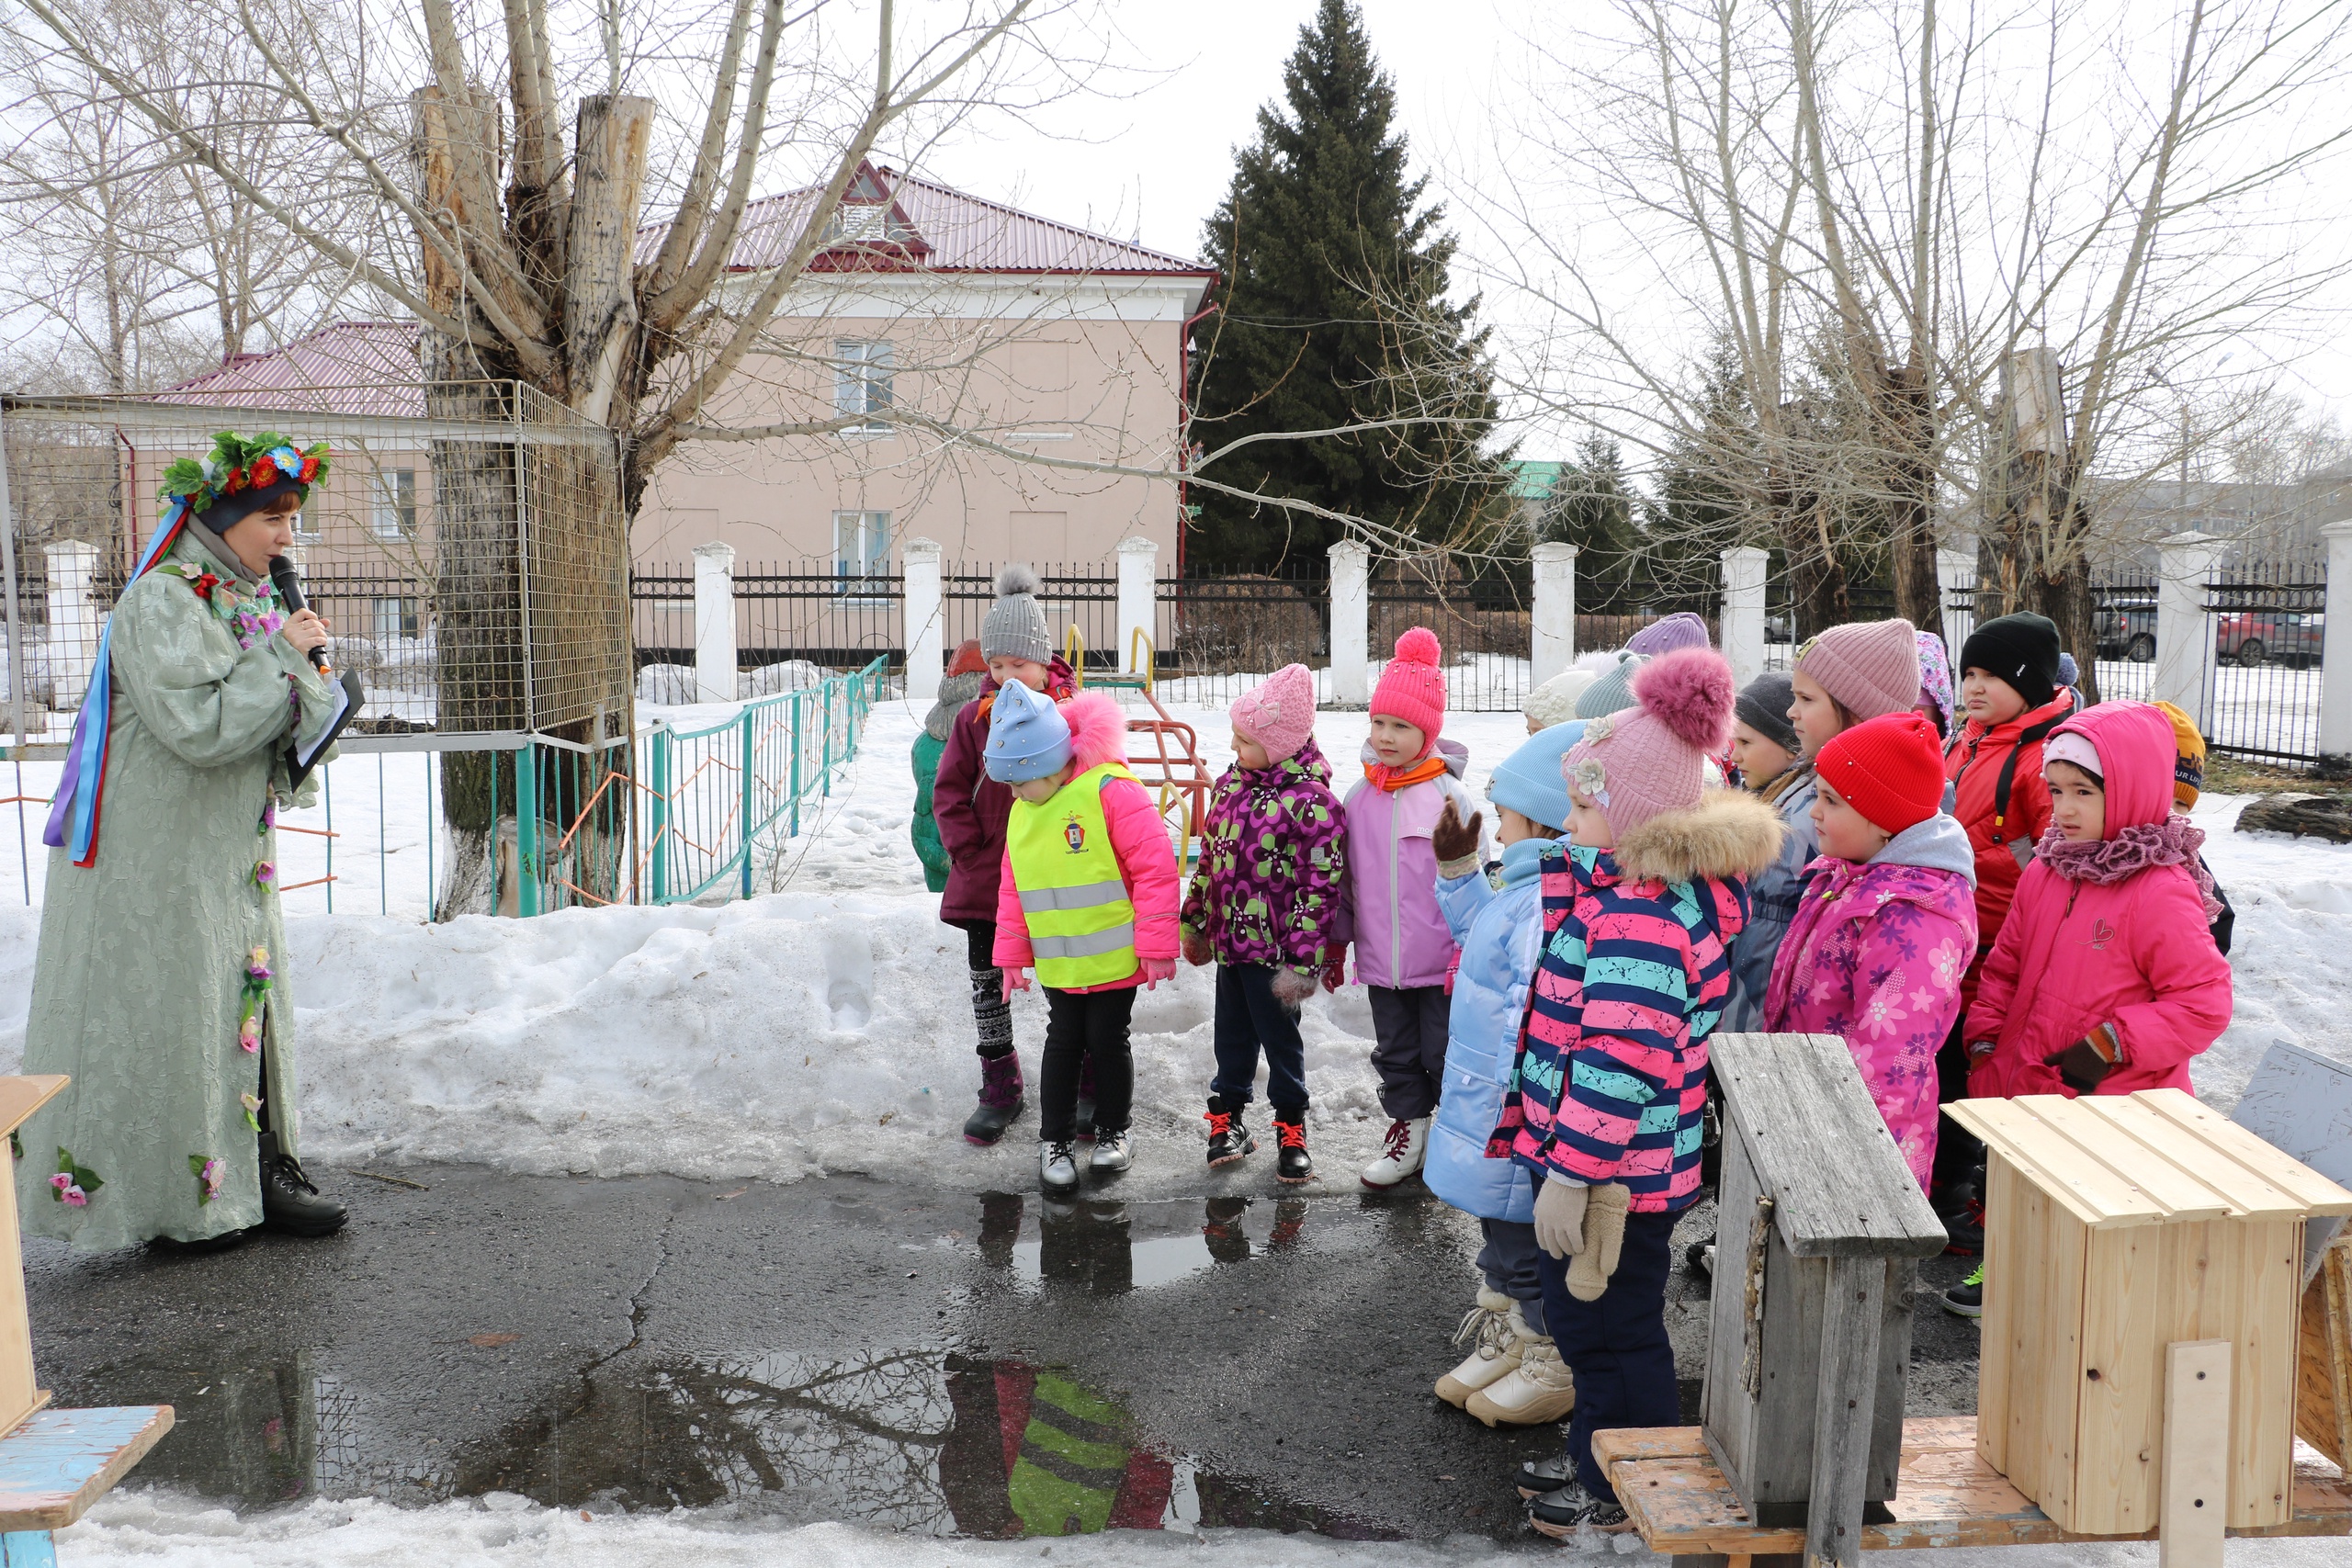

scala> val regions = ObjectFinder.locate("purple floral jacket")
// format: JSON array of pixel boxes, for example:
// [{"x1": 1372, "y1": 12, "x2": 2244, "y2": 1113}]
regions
[
  {"x1": 1761, "y1": 814, "x2": 1979, "y2": 1193},
  {"x1": 1179, "y1": 739, "x2": 1347, "y2": 973}
]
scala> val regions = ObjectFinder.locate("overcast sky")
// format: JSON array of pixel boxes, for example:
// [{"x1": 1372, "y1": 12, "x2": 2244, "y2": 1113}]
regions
[{"x1": 902, "y1": 0, "x2": 2352, "y2": 458}]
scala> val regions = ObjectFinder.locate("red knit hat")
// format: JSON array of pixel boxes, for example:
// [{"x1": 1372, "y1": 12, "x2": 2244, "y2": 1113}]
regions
[
  {"x1": 1815, "y1": 711, "x2": 1946, "y2": 835},
  {"x1": 1371, "y1": 627, "x2": 1447, "y2": 748}
]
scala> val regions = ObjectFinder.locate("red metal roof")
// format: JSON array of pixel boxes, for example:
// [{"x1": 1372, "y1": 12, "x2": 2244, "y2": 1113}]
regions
[
  {"x1": 163, "y1": 320, "x2": 424, "y2": 413},
  {"x1": 636, "y1": 161, "x2": 1215, "y2": 277}
]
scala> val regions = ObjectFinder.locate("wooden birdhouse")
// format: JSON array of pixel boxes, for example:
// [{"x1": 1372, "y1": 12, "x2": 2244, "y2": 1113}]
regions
[
  {"x1": 0, "y1": 1075, "x2": 66, "y2": 1438},
  {"x1": 1946, "y1": 1089, "x2": 2352, "y2": 1536},
  {"x1": 1702, "y1": 1034, "x2": 1950, "y2": 1540}
]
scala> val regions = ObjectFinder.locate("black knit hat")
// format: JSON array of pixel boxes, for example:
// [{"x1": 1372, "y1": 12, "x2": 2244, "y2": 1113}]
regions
[
  {"x1": 1959, "y1": 613, "x2": 2060, "y2": 710},
  {"x1": 1734, "y1": 671, "x2": 1801, "y2": 755}
]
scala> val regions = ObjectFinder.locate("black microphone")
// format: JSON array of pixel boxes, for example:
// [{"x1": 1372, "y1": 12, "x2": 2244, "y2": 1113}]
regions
[{"x1": 267, "y1": 554, "x2": 331, "y2": 672}]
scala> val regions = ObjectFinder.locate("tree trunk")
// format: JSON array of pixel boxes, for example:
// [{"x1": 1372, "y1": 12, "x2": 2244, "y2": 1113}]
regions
[{"x1": 1884, "y1": 364, "x2": 1942, "y2": 637}]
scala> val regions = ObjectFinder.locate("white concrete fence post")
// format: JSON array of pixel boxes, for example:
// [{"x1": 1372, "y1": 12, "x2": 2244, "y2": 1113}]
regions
[
  {"x1": 1531, "y1": 541, "x2": 1577, "y2": 686},
  {"x1": 1719, "y1": 546, "x2": 1770, "y2": 689},
  {"x1": 691, "y1": 540, "x2": 738, "y2": 704},
  {"x1": 902, "y1": 536, "x2": 944, "y2": 703},
  {"x1": 2319, "y1": 521, "x2": 2352, "y2": 765},
  {"x1": 2153, "y1": 530, "x2": 2225, "y2": 732},
  {"x1": 43, "y1": 540, "x2": 99, "y2": 711},
  {"x1": 1937, "y1": 547, "x2": 1977, "y2": 671},
  {"x1": 1116, "y1": 536, "x2": 1159, "y2": 676},
  {"x1": 1329, "y1": 538, "x2": 1371, "y2": 706}
]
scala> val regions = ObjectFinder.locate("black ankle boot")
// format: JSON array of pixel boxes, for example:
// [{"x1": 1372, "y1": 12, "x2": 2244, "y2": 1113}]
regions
[
  {"x1": 1273, "y1": 1112, "x2": 1314, "y2": 1184},
  {"x1": 963, "y1": 1052, "x2": 1025, "y2": 1145},
  {"x1": 258, "y1": 1133, "x2": 347, "y2": 1236},
  {"x1": 1204, "y1": 1097, "x2": 1256, "y2": 1168}
]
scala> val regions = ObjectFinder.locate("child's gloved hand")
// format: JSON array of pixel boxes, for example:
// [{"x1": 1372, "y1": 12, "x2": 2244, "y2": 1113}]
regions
[
  {"x1": 1182, "y1": 928, "x2": 1213, "y2": 968},
  {"x1": 1566, "y1": 1184, "x2": 1632, "y2": 1301},
  {"x1": 1270, "y1": 967, "x2": 1317, "y2": 1010},
  {"x1": 1432, "y1": 797, "x2": 1484, "y2": 878},
  {"x1": 1001, "y1": 968, "x2": 1031, "y2": 1001},
  {"x1": 1532, "y1": 1179, "x2": 1590, "y2": 1260},
  {"x1": 2044, "y1": 1028, "x2": 2119, "y2": 1094},
  {"x1": 1320, "y1": 946, "x2": 1349, "y2": 993},
  {"x1": 1139, "y1": 956, "x2": 1177, "y2": 989}
]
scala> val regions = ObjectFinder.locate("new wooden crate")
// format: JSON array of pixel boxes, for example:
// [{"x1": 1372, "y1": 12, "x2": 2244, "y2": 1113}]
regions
[{"x1": 1946, "y1": 1089, "x2": 2352, "y2": 1536}]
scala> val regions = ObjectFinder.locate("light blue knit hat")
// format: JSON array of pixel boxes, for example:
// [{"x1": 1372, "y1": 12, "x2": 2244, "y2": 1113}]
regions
[
  {"x1": 1488, "y1": 720, "x2": 1586, "y2": 832},
  {"x1": 983, "y1": 677, "x2": 1073, "y2": 783}
]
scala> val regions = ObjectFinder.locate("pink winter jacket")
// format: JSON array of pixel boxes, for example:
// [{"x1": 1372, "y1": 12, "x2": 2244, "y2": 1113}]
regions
[
  {"x1": 993, "y1": 693, "x2": 1182, "y2": 991},
  {"x1": 1763, "y1": 814, "x2": 1979, "y2": 1192},
  {"x1": 1964, "y1": 702, "x2": 2232, "y2": 1100},
  {"x1": 1332, "y1": 737, "x2": 1484, "y2": 990}
]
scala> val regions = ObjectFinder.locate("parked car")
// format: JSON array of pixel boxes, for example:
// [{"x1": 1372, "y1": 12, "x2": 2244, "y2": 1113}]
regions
[
  {"x1": 2215, "y1": 610, "x2": 2324, "y2": 669},
  {"x1": 2096, "y1": 600, "x2": 2158, "y2": 663}
]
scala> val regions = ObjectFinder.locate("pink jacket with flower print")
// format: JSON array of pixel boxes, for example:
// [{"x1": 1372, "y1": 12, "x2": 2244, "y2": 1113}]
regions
[{"x1": 1762, "y1": 813, "x2": 1979, "y2": 1192}]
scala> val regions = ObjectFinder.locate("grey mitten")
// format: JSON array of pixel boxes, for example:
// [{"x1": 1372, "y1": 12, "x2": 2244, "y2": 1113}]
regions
[{"x1": 1269, "y1": 967, "x2": 1317, "y2": 1010}]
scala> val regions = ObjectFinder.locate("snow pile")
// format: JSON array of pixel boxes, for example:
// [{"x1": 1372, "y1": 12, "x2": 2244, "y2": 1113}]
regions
[
  {"x1": 0, "y1": 695, "x2": 2340, "y2": 1184},
  {"x1": 48, "y1": 1485, "x2": 2352, "y2": 1566}
]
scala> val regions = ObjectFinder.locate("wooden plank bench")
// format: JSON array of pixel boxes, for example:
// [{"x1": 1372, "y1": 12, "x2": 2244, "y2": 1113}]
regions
[
  {"x1": 0, "y1": 1405, "x2": 175, "y2": 1567},
  {"x1": 1594, "y1": 1416, "x2": 2352, "y2": 1566}
]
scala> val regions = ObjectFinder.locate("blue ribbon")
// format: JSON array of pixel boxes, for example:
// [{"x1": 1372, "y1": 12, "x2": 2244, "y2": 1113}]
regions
[{"x1": 43, "y1": 502, "x2": 193, "y2": 864}]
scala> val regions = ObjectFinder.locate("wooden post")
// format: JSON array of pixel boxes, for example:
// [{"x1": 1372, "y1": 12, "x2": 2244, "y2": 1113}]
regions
[
  {"x1": 2162, "y1": 1339, "x2": 2231, "y2": 1568},
  {"x1": 1806, "y1": 1258, "x2": 1886, "y2": 1568}
]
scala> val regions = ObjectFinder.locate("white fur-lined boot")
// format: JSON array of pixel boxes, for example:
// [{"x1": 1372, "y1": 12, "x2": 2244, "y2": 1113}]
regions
[{"x1": 1435, "y1": 1287, "x2": 1521, "y2": 1408}]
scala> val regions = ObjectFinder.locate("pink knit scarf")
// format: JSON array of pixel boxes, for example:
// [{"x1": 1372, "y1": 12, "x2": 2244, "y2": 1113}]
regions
[{"x1": 2035, "y1": 814, "x2": 2222, "y2": 919}]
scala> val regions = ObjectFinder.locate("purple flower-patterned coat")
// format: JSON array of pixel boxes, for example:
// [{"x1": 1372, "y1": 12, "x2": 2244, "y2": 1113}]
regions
[
  {"x1": 1761, "y1": 813, "x2": 1979, "y2": 1192},
  {"x1": 1179, "y1": 739, "x2": 1346, "y2": 974}
]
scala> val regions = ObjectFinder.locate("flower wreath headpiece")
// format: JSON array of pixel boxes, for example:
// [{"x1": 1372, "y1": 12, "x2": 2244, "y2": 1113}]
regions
[{"x1": 45, "y1": 430, "x2": 332, "y2": 868}]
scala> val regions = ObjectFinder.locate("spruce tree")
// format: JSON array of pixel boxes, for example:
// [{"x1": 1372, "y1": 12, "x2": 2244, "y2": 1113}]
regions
[
  {"x1": 1189, "y1": 0, "x2": 1499, "y2": 572},
  {"x1": 1539, "y1": 434, "x2": 1645, "y2": 614}
]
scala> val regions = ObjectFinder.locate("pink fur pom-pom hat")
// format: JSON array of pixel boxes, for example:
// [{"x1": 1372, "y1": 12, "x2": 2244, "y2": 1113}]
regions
[{"x1": 1562, "y1": 647, "x2": 1736, "y2": 836}]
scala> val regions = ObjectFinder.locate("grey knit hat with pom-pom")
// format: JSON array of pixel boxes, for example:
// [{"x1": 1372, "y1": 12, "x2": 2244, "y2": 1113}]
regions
[{"x1": 980, "y1": 564, "x2": 1052, "y2": 664}]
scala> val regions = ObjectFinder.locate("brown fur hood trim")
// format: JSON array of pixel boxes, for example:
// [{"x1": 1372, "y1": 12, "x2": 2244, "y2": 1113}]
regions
[{"x1": 1613, "y1": 788, "x2": 1786, "y2": 885}]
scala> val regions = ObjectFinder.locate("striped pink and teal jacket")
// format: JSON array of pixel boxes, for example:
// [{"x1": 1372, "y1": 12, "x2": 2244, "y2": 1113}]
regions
[{"x1": 1487, "y1": 840, "x2": 1751, "y2": 1213}]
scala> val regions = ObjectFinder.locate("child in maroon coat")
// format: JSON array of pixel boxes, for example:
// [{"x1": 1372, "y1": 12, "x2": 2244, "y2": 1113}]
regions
[{"x1": 933, "y1": 567, "x2": 1077, "y2": 1145}]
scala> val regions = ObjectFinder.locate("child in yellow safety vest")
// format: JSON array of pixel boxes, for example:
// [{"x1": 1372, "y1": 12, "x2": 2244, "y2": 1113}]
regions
[{"x1": 987, "y1": 682, "x2": 1182, "y2": 1196}]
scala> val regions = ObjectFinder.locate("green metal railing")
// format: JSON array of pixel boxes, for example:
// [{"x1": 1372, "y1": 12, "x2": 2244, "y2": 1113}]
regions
[{"x1": 638, "y1": 656, "x2": 888, "y2": 905}]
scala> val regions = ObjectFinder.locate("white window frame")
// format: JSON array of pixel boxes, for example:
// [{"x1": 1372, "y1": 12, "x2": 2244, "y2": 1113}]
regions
[
  {"x1": 372, "y1": 468, "x2": 417, "y2": 540},
  {"x1": 833, "y1": 340, "x2": 895, "y2": 435},
  {"x1": 832, "y1": 511, "x2": 891, "y2": 601},
  {"x1": 371, "y1": 595, "x2": 420, "y2": 639}
]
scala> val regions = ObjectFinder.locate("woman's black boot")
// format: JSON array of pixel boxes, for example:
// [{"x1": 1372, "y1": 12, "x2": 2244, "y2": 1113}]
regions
[{"x1": 258, "y1": 1132, "x2": 347, "y2": 1236}]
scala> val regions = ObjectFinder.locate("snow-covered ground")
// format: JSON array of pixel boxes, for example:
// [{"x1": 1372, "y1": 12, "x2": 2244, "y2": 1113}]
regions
[
  {"x1": 45, "y1": 1480, "x2": 2352, "y2": 1565},
  {"x1": 0, "y1": 694, "x2": 2338, "y2": 1187},
  {"x1": 5, "y1": 689, "x2": 2351, "y2": 1564}
]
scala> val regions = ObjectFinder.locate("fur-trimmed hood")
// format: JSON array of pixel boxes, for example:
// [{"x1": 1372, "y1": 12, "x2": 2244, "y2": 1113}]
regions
[
  {"x1": 1612, "y1": 786, "x2": 1786, "y2": 885},
  {"x1": 1065, "y1": 690, "x2": 1130, "y2": 774}
]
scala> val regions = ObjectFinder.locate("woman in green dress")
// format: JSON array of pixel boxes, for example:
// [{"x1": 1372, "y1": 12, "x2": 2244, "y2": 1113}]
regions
[{"x1": 21, "y1": 430, "x2": 349, "y2": 1250}]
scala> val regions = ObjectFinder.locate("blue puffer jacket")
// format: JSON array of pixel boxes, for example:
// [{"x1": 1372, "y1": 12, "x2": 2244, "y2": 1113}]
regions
[
  {"x1": 1423, "y1": 837, "x2": 1550, "y2": 1224},
  {"x1": 1722, "y1": 766, "x2": 1818, "y2": 1033}
]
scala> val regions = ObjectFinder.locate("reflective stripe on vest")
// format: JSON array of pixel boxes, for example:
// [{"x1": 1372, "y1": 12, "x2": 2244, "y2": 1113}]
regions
[{"x1": 1006, "y1": 761, "x2": 1140, "y2": 987}]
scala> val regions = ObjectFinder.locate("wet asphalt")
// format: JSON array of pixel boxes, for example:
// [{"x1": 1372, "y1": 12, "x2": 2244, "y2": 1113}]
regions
[{"x1": 23, "y1": 1159, "x2": 1985, "y2": 1541}]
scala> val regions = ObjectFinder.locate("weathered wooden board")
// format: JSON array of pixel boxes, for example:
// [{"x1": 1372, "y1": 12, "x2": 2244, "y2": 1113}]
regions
[
  {"x1": 2300, "y1": 1234, "x2": 2352, "y2": 1467},
  {"x1": 0, "y1": 1407, "x2": 174, "y2": 1531},
  {"x1": 1595, "y1": 1418, "x2": 2352, "y2": 1558},
  {"x1": 1708, "y1": 1034, "x2": 1947, "y2": 1258}
]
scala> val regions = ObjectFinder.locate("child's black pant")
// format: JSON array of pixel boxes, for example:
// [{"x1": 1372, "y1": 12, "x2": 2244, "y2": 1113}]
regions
[
  {"x1": 1533, "y1": 1180, "x2": 1678, "y2": 1503},
  {"x1": 1041, "y1": 987, "x2": 1134, "y2": 1143},
  {"x1": 1209, "y1": 963, "x2": 1308, "y2": 1115},
  {"x1": 1367, "y1": 984, "x2": 1450, "y2": 1120}
]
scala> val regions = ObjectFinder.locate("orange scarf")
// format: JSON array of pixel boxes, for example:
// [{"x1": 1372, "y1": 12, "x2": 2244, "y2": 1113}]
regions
[{"x1": 1365, "y1": 756, "x2": 1449, "y2": 793}]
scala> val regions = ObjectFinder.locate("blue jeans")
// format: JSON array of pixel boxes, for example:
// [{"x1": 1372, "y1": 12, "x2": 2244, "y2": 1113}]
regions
[
  {"x1": 1532, "y1": 1177, "x2": 1679, "y2": 1502},
  {"x1": 1209, "y1": 963, "x2": 1308, "y2": 1114},
  {"x1": 1477, "y1": 1218, "x2": 1546, "y2": 1335}
]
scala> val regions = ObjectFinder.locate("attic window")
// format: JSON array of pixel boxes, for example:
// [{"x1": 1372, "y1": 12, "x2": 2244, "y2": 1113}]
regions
[{"x1": 825, "y1": 204, "x2": 894, "y2": 245}]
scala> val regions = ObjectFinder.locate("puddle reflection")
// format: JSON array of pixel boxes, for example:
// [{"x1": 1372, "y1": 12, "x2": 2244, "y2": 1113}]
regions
[
  {"x1": 998, "y1": 1193, "x2": 1309, "y2": 1295},
  {"x1": 88, "y1": 1191, "x2": 1386, "y2": 1540}
]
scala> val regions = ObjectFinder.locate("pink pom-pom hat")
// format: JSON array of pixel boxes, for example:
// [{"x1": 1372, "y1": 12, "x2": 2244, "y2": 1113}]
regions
[
  {"x1": 1562, "y1": 647, "x2": 1736, "y2": 837},
  {"x1": 1371, "y1": 626, "x2": 1447, "y2": 748},
  {"x1": 1231, "y1": 662, "x2": 1318, "y2": 762}
]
